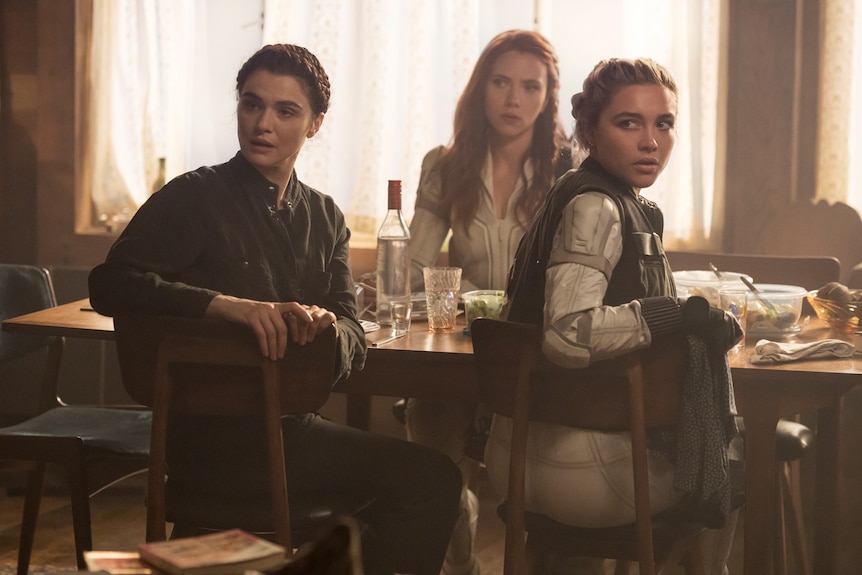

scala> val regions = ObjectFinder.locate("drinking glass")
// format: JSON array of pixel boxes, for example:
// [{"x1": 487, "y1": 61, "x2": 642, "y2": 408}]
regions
[
  {"x1": 390, "y1": 295, "x2": 412, "y2": 335},
  {"x1": 422, "y1": 267, "x2": 462, "y2": 333},
  {"x1": 718, "y1": 286, "x2": 749, "y2": 353}
]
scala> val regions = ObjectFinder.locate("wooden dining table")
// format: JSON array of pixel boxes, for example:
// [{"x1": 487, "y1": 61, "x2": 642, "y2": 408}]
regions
[{"x1": 4, "y1": 298, "x2": 861, "y2": 575}]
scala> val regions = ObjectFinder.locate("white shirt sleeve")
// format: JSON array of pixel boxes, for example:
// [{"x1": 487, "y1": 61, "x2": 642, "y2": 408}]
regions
[{"x1": 542, "y1": 192, "x2": 653, "y2": 369}]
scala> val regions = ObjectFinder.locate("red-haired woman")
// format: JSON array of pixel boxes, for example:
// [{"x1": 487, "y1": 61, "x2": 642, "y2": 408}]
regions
[{"x1": 405, "y1": 29, "x2": 572, "y2": 575}]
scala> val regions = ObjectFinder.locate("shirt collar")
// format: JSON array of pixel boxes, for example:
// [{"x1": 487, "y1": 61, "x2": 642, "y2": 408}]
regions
[{"x1": 228, "y1": 152, "x2": 300, "y2": 208}]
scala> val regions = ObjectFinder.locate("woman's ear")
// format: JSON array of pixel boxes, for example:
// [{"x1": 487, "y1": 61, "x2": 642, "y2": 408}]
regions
[
  {"x1": 584, "y1": 126, "x2": 596, "y2": 151},
  {"x1": 307, "y1": 113, "x2": 325, "y2": 138}
]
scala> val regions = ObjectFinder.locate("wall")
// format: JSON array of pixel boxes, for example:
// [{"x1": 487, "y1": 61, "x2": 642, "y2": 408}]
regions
[
  {"x1": 724, "y1": 0, "x2": 823, "y2": 251},
  {"x1": 0, "y1": 0, "x2": 38, "y2": 264},
  {"x1": 1, "y1": 0, "x2": 115, "y2": 267}
]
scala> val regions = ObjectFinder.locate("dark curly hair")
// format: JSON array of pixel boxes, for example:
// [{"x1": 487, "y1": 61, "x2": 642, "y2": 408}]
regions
[
  {"x1": 236, "y1": 44, "x2": 331, "y2": 116},
  {"x1": 571, "y1": 58, "x2": 677, "y2": 150}
]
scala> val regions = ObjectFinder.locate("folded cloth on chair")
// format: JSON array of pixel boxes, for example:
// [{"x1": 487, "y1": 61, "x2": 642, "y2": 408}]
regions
[{"x1": 750, "y1": 338, "x2": 854, "y2": 364}]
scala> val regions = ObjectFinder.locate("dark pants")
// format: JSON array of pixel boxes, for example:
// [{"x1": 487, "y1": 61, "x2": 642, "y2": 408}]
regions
[{"x1": 167, "y1": 413, "x2": 462, "y2": 575}]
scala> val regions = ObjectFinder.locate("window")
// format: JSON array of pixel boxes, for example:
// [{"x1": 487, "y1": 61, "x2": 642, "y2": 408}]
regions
[
  {"x1": 816, "y1": 0, "x2": 862, "y2": 212},
  {"x1": 83, "y1": 0, "x2": 724, "y2": 249}
]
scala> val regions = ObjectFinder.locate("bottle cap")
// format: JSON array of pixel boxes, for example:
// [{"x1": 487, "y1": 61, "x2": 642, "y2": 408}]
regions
[{"x1": 387, "y1": 180, "x2": 402, "y2": 210}]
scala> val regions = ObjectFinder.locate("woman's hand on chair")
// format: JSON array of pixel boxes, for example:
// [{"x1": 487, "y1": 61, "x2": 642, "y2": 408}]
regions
[
  {"x1": 283, "y1": 304, "x2": 337, "y2": 347},
  {"x1": 206, "y1": 295, "x2": 310, "y2": 360}
]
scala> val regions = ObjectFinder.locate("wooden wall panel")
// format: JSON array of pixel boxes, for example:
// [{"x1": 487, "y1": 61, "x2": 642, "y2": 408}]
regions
[
  {"x1": 725, "y1": 0, "x2": 799, "y2": 252},
  {"x1": 724, "y1": 0, "x2": 824, "y2": 266},
  {"x1": 0, "y1": 0, "x2": 38, "y2": 263}
]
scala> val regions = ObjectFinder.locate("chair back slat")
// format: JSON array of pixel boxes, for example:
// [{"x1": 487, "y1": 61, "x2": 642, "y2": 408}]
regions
[
  {"x1": 472, "y1": 320, "x2": 686, "y2": 431},
  {"x1": 0, "y1": 264, "x2": 58, "y2": 362},
  {"x1": 0, "y1": 263, "x2": 64, "y2": 417},
  {"x1": 665, "y1": 251, "x2": 840, "y2": 291},
  {"x1": 114, "y1": 314, "x2": 335, "y2": 414}
]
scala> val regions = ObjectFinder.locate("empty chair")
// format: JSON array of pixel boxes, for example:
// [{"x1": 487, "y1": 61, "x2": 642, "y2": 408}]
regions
[{"x1": 0, "y1": 263, "x2": 151, "y2": 575}]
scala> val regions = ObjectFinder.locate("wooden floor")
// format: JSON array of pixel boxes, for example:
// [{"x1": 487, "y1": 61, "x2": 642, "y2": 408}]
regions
[
  {"x1": 0, "y1": 465, "x2": 759, "y2": 575},
  {"x1": 0, "y1": 391, "x2": 751, "y2": 575},
  {"x1": 0, "y1": 465, "x2": 507, "y2": 574}
]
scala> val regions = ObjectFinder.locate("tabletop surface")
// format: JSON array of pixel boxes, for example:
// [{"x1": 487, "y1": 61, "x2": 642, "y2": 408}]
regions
[
  {"x1": 1, "y1": 298, "x2": 115, "y2": 340},
  {"x1": 3, "y1": 298, "x2": 861, "y2": 377}
]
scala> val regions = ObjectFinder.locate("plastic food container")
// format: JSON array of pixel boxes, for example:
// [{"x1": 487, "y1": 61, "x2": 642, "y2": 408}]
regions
[
  {"x1": 746, "y1": 284, "x2": 807, "y2": 336},
  {"x1": 462, "y1": 290, "x2": 506, "y2": 331},
  {"x1": 673, "y1": 270, "x2": 753, "y2": 307}
]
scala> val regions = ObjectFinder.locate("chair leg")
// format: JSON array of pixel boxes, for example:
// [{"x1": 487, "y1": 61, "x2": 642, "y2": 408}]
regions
[
  {"x1": 524, "y1": 535, "x2": 548, "y2": 575},
  {"x1": 66, "y1": 457, "x2": 94, "y2": 570},
  {"x1": 16, "y1": 463, "x2": 46, "y2": 575},
  {"x1": 783, "y1": 461, "x2": 811, "y2": 575},
  {"x1": 774, "y1": 463, "x2": 789, "y2": 575}
]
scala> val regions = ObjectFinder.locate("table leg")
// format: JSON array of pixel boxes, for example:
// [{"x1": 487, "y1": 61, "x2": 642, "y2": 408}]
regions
[
  {"x1": 813, "y1": 404, "x2": 840, "y2": 575},
  {"x1": 743, "y1": 385, "x2": 779, "y2": 575}
]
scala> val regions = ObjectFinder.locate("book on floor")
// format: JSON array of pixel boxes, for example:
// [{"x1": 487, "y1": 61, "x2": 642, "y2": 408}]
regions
[
  {"x1": 137, "y1": 529, "x2": 286, "y2": 575},
  {"x1": 84, "y1": 550, "x2": 154, "y2": 574}
]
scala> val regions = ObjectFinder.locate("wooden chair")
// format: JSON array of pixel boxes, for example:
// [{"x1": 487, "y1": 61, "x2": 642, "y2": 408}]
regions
[
  {"x1": 0, "y1": 264, "x2": 151, "y2": 575},
  {"x1": 849, "y1": 262, "x2": 862, "y2": 289},
  {"x1": 114, "y1": 314, "x2": 361, "y2": 556},
  {"x1": 471, "y1": 318, "x2": 707, "y2": 575},
  {"x1": 667, "y1": 250, "x2": 838, "y2": 575},
  {"x1": 748, "y1": 199, "x2": 862, "y2": 285}
]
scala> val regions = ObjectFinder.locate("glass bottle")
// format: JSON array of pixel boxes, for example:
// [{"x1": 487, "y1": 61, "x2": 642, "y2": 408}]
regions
[{"x1": 376, "y1": 180, "x2": 411, "y2": 333}]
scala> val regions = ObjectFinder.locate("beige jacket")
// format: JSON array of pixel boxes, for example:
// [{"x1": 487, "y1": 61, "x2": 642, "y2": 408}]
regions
[{"x1": 408, "y1": 146, "x2": 533, "y2": 293}]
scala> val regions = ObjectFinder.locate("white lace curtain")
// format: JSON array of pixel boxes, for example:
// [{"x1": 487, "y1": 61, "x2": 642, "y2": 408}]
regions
[
  {"x1": 261, "y1": 0, "x2": 479, "y2": 239},
  {"x1": 817, "y1": 0, "x2": 861, "y2": 210},
  {"x1": 84, "y1": 0, "x2": 723, "y2": 248},
  {"x1": 261, "y1": 0, "x2": 723, "y2": 246},
  {"x1": 84, "y1": 0, "x2": 195, "y2": 231}
]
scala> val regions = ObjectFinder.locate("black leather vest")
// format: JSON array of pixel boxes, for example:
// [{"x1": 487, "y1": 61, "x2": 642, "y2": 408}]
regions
[{"x1": 505, "y1": 157, "x2": 675, "y2": 326}]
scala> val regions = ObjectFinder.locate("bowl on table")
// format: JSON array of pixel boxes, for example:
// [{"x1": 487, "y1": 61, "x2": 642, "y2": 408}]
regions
[
  {"x1": 745, "y1": 284, "x2": 807, "y2": 337},
  {"x1": 673, "y1": 270, "x2": 753, "y2": 307},
  {"x1": 462, "y1": 290, "x2": 506, "y2": 333},
  {"x1": 805, "y1": 293, "x2": 861, "y2": 333}
]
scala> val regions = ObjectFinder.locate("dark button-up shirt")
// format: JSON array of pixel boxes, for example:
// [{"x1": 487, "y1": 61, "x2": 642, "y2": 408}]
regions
[{"x1": 89, "y1": 152, "x2": 365, "y2": 381}]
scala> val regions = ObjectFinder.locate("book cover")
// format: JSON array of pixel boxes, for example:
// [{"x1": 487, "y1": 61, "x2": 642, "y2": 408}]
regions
[
  {"x1": 138, "y1": 529, "x2": 286, "y2": 575},
  {"x1": 84, "y1": 550, "x2": 154, "y2": 574}
]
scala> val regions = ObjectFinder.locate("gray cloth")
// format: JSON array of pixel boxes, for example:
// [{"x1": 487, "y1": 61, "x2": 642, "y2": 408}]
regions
[
  {"x1": 653, "y1": 335, "x2": 738, "y2": 528},
  {"x1": 751, "y1": 338, "x2": 854, "y2": 363}
]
